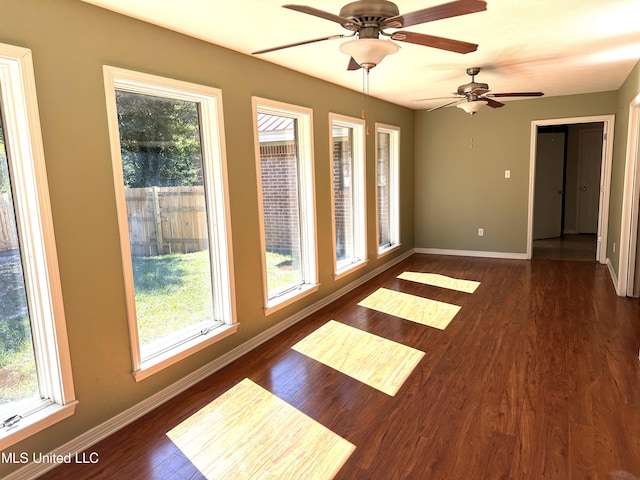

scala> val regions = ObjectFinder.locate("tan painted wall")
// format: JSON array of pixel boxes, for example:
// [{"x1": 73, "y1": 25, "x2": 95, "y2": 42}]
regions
[
  {"x1": 610, "y1": 59, "x2": 640, "y2": 274},
  {"x1": 414, "y1": 92, "x2": 618, "y2": 255},
  {"x1": 0, "y1": 0, "x2": 414, "y2": 474}
]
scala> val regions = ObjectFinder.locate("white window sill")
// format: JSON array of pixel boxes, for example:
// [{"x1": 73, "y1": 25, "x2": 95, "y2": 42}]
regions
[
  {"x1": 133, "y1": 323, "x2": 239, "y2": 382},
  {"x1": 377, "y1": 243, "x2": 402, "y2": 259},
  {"x1": 334, "y1": 259, "x2": 369, "y2": 281},
  {"x1": 264, "y1": 283, "x2": 319, "y2": 316},
  {"x1": 0, "y1": 401, "x2": 78, "y2": 450}
]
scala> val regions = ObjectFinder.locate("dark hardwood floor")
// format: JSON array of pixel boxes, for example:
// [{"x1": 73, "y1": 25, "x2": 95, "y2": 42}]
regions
[
  {"x1": 38, "y1": 254, "x2": 640, "y2": 479},
  {"x1": 533, "y1": 234, "x2": 597, "y2": 261}
]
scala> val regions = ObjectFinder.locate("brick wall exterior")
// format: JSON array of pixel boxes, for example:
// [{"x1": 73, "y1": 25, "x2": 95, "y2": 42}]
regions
[
  {"x1": 333, "y1": 136, "x2": 353, "y2": 261},
  {"x1": 377, "y1": 132, "x2": 391, "y2": 246},
  {"x1": 260, "y1": 143, "x2": 300, "y2": 257}
]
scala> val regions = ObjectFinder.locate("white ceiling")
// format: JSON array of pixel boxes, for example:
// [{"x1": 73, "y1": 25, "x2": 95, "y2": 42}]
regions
[{"x1": 82, "y1": 0, "x2": 640, "y2": 110}]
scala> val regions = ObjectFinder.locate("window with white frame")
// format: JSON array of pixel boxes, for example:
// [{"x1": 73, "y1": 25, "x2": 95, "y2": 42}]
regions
[
  {"x1": 103, "y1": 67, "x2": 236, "y2": 380},
  {"x1": 376, "y1": 123, "x2": 400, "y2": 255},
  {"x1": 253, "y1": 98, "x2": 317, "y2": 313},
  {"x1": 0, "y1": 43, "x2": 76, "y2": 449},
  {"x1": 330, "y1": 114, "x2": 367, "y2": 277}
]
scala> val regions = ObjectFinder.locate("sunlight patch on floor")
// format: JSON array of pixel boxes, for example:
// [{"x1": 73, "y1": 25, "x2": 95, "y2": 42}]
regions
[
  {"x1": 397, "y1": 271, "x2": 480, "y2": 293},
  {"x1": 167, "y1": 378, "x2": 355, "y2": 479},
  {"x1": 358, "y1": 288, "x2": 461, "y2": 329},
  {"x1": 292, "y1": 320, "x2": 424, "y2": 396}
]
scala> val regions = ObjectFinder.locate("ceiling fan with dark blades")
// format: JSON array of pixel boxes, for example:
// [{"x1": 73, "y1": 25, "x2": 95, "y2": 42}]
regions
[
  {"x1": 421, "y1": 67, "x2": 544, "y2": 114},
  {"x1": 253, "y1": 0, "x2": 487, "y2": 70}
]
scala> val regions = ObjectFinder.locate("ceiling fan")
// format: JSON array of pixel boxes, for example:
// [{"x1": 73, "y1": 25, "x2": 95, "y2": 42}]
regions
[
  {"x1": 252, "y1": 0, "x2": 487, "y2": 71},
  {"x1": 424, "y1": 66, "x2": 545, "y2": 114}
]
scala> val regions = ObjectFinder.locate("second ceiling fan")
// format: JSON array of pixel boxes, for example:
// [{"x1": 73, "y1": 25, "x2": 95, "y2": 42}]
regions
[
  {"x1": 422, "y1": 67, "x2": 545, "y2": 114},
  {"x1": 253, "y1": 0, "x2": 487, "y2": 70}
]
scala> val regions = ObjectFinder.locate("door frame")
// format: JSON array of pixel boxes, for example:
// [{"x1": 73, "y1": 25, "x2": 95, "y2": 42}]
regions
[
  {"x1": 527, "y1": 115, "x2": 615, "y2": 262},
  {"x1": 618, "y1": 93, "x2": 640, "y2": 296}
]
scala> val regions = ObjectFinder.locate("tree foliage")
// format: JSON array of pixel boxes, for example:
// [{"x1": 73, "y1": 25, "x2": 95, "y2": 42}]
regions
[{"x1": 116, "y1": 91, "x2": 204, "y2": 188}]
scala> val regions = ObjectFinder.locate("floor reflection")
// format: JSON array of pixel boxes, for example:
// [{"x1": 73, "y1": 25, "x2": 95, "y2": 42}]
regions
[
  {"x1": 397, "y1": 271, "x2": 480, "y2": 293},
  {"x1": 358, "y1": 287, "x2": 461, "y2": 329},
  {"x1": 292, "y1": 320, "x2": 424, "y2": 396},
  {"x1": 167, "y1": 378, "x2": 355, "y2": 479}
]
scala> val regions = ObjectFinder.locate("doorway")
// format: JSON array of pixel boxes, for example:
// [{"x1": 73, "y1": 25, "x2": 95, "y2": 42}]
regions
[
  {"x1": 532, "y1": 123, "x2": 603, "y2": 260},
  {"x1": 527, "y1": 115, "x2": 615, "y2": 263}
]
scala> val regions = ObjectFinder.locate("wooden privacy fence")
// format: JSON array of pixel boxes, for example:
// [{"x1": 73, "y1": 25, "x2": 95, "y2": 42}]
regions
[
  {"x1": 125, "y1": 186, "x2": 208, "y2": 256},
  {"x1": 0, "y1": 187, "x2": 210, "y2": 256}
]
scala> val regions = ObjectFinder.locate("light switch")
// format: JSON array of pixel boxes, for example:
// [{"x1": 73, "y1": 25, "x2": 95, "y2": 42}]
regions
[{"x1": 505, "y1": 170, "x2": 511, "y2": 179}]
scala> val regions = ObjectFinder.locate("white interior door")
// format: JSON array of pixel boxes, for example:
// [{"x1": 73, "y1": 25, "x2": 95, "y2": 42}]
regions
[
  {"x1": 533, "y1": 132, "x2": 565, "y2": 240},
  {"x1": 577, "y1": 127, "x2": 604, "y2": 233}
]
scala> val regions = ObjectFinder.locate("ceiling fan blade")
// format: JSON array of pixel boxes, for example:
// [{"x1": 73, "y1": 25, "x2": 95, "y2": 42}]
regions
[
  {"x1": 485, "y1": 98, "x2": 505, "y2": 108},
  {"x1": 427, "y1": 99, "x2": 462, "y2": 112},
  {"x1": 391, "y1": 31, "x2": 478, "y2": 54},
  {"x1": 283, "y1": 4, "x2": 350, "y2": 26},
  {"x1": 252, "y1": 34, "x2": 345, "y2": 54},
  {"x1": 487, "y1": 92, "x2": 545, "y2": 97},
  {"x1": 347, "y1": 57, "x2": 361, "y2": 71},
  {"x1": 415, "y1": 96, "x2": 460, "y2": 102},
  {"x1": 382, "y1": 0, "x2": 487, "y2": 29}
]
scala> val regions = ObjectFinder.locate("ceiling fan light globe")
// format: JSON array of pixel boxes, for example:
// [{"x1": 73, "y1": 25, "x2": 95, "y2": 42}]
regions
[
  {"x1": 339, "y1": 38, "x2": 399, "y2": 69},
  {"x1": 457, "y1": 99, "x2": 487, "y2": 115}
]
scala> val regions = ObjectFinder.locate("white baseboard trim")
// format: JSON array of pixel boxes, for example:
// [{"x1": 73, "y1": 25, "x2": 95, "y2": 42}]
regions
[
  {"x1": 7, "y1": 248, "x2": 415, "y2": 480},
  {"x1": 606, "y1": 257, "x2": 623, "y2": 296},
  {"x1": 415, "y1": 247, "x2": 528, "y2": 260}
]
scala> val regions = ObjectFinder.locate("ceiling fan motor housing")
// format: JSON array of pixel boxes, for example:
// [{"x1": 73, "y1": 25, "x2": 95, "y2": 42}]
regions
[
  {"x1": 457, "y1": 67, "x2": 489, "y2": 97},
  {"x1": 457, "y1": 81, "x2": 489, "y2": 97},
  {"x1": 339, "y1": 0, "x2": 400, "y2": 30}
]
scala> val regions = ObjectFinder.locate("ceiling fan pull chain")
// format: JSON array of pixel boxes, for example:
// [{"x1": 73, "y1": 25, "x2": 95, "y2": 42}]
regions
[
  {"x1": 470, "y1": 116, "x2": 474, "y2": 149},
  {"x1": 362, "y1": 67, "x2": 371, "y2": 135},
  {"x1": 361, "y1": 67, "x2": 369, "y2": 119}
]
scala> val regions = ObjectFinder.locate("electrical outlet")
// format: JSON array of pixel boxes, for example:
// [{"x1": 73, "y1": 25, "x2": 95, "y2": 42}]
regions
[{"x1": 478, "y1": 228, "x2": 484, "y2": 237}]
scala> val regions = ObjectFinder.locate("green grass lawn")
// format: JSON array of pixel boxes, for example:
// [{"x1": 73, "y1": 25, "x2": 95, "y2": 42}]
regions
[
  {"x1": 0, "y1": 251, "x2": 39, "y2": 410},
  {"x1": 0, "y1": 342, "x2": 38, "y2": 410},
  {"x1": 132, "y1": 250, "x2": 215, "y2": 347},
  {"x1": 264, "y1": 250, "x2": 302, "y2": 293},
  {"x1": 0, "y1": 248, "x2": 298, "y2": 406},
  {"x1": 132, "y1": 249, "x2": 297, "y2": 349}
]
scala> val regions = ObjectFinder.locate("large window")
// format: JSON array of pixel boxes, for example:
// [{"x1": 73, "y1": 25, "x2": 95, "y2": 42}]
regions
[
  {"x1": 104, "y1": 67, "x2": 236, "y2": 380},
  {"x1": 0, "y1": 43, "x2": 76, "y2": 449},
  {"x1": 330, "y1": 114, "x2": 367, "y2": 277},
  {"x1": 253, "y1": 98, "x2": 317, "y2": 313},
  {"x1": 376, "y1": 123, "x2": 400, "y2": 256}
]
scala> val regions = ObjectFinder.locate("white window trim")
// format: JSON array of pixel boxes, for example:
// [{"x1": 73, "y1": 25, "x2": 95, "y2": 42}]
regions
[
  {"x1": 103, "y1": 66, "x2": 237, "y2": 381},
  {"x1": 375, "y1": 123, "x2": 401, "y2": 258},
  {"x1": 252, "y1": 97, "x2": 318, "y2": 315},
  {"x1": 0, "y1": 43, "x2": 76, "y2": 450},
  {"x1": 329, "y1": 113, "x2": 368, "y2": 279}
]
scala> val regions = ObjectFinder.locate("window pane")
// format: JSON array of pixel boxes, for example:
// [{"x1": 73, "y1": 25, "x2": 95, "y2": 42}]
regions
[
  {"x1": 333, "y1": 125, "x2": 355, "y2": 265},
  {"x1": 377, "y1": 131, "x2": 391, "y2": 247},
  {"x1": 0, "y1": 106, "x2": 40, "y2": 420},
  {"x1": 115, "y1": 91, "x2": 220, "y2": 360},
  {"x1": 257, "y1": 113, "x2": 304, "y2": 298}
]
